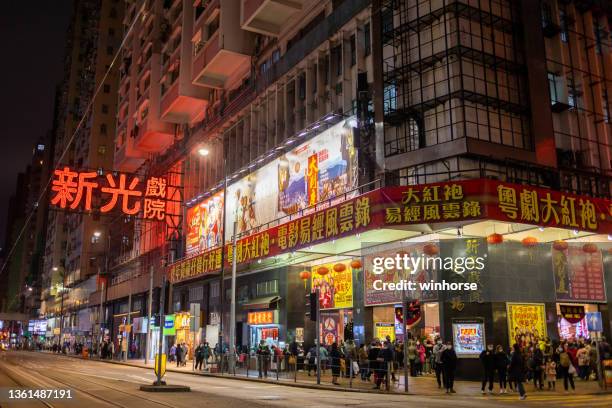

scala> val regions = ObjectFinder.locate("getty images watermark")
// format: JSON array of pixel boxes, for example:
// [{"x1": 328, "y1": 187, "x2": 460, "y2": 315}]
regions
[{"x1": 371, "y1": 253, "x2": 486, "y2": 292}]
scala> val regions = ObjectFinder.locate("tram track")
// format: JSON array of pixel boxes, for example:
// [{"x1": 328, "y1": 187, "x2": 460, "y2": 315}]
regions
[{"x1": 0, "y1": 360, "x2": 57, "y2": 408}]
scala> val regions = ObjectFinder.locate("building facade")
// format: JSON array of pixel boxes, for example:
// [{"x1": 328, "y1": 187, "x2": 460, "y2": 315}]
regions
[{"x1": 30, "y1": 0, "x2": 611, "y2": 378}]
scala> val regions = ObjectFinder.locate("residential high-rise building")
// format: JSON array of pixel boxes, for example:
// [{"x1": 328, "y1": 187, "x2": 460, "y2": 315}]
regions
[{"x1": 40, "y1": 0, "x2": 124, "y2": 343}]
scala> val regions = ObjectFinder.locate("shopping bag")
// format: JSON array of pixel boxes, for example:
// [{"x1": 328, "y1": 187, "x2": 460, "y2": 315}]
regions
[{"x1": 352, "y1": 361, "x2": 360, "y2": 373}]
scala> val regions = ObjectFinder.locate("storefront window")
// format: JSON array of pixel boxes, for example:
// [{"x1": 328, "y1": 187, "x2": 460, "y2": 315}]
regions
[{"x1": 256, "y1": 279, "x2": 278, "y2": 297}]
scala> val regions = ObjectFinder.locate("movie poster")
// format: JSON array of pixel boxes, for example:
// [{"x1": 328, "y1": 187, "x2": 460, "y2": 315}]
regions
[
  {"x1": 364, "y1": 243, "x2": 438, "y2": 306},
  {"x1": 506, "y1": 303, "x2": 547, "y2": 349},
  {"x1": 225, "y1": 118, "x2": 357, "y2": 241},
  {"x1": 320, "y1": 312, "x2": 340, "y2": 346},
  {"x1": 452, "y1": 318, "x2": 485, "y2": 358},
  {"x1": 311, "y1": 261, "x2": 353, "y2": 310},
  {"x1": 552, "y1": 245, "x2": 606, "y2": 302},
  {"x1": 185, "y1": 191, "x2": 224, "y2": 256}
]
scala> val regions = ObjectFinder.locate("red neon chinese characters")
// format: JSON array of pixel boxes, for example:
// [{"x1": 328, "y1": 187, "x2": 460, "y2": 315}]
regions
[
  {"x1": 143, "y1": 177, "x2": 167, "y2": 221},
  {"x1": 51, "y1": 167, "x2": 99, "y2": 210},
  {"x1": 100, "y1": 173, "x2": 142, "y2": 214}
]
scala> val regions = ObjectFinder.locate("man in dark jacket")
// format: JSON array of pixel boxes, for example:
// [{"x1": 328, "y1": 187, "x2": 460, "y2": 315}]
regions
[
  {"x1": 256, "y1": 339, "x2": 271, "y2": 378},
  {"x1": 367, "y1": 341, "x2": 382, "y2": 388},
  {"x1": 509, "y1": 344, "x2": 527, "y2": 400},
  {"x1": 480, "y1": 344, "x2": 496, "y2": 393},
  {"x1": 441, "y1": 341, "x2": 457, "y2": 393}
]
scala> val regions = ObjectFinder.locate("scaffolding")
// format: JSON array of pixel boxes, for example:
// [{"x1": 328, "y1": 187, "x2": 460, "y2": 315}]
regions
[{"x1": 381, "y1": 0, "x2": 531, "y2": 157}]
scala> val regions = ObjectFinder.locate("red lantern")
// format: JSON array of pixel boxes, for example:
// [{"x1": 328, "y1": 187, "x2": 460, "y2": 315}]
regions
[
  {"x1": 486, "y1": 233, "x2": 503, "y2": 245},
  {"x1": 423, "y1": 243, "x2": 439, "y2": 256},
  {"x1": 299, "y1": 270, "x2": 311, "y2": 289},
  {"x1": 552, "y1": 240, "x2": 568, "y2": 251},
  {"x1": 582, "y1": 243, "x2": 598, "y2": 254},
  {"x1": 317, "y1": 266, "x2": 329, "y2": 276},
  {"x1": 522, "y1": 237, "x2": 538, "y2": 247},
  {"x1": 350, "y1": 259, "x2": 362, "y2": 269},
  {"x1": 333, "y1": 263, "x2": 346, "y2": 273}
]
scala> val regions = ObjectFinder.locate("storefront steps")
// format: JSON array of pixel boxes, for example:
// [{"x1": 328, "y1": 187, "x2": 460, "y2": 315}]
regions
[{"x1": 38, "y1": 352, "x2": 609, "y2": 396}]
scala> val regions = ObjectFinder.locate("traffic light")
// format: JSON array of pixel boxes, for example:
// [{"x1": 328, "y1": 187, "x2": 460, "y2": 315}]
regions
[{"x1": 309, "y1": 292, "x2": 318, "y2": 322}]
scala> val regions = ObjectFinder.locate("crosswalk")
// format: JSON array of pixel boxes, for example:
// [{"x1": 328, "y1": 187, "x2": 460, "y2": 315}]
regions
[{"x1": 490, "y1": 393, "x2": 611, "y2": 407}]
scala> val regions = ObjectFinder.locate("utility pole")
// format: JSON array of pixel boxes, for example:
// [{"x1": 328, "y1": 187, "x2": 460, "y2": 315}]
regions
[
  {"x1": 145, "y1": 265, "x2": 153, "y2": 365},
  {"x1": 228, "y1": 221, "x2": 237, "y2": 372},
  {"x1": 154, "y1": 274, "x2": 166, "y2": 386},
  {"x1": 218, "y1": 156, "x2": 228, "y2": 359},
  {"x1": 315, "y1": 287, "x2": 321, "y2": 385}
]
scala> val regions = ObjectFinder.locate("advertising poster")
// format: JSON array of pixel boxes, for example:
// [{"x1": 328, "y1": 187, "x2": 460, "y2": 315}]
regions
[
  {"x1": 311, "y1": 261, "x2": 353, "y2": 310},
  {"x1": 552, "y1": 245, "x2": 606, "y2": 302},
  {"x1": 558, "y1": 315, "x2": 589, "y2": 340},
  {"x1": 364, "y1": 243, "x2": 437, "y2": 306},
  {"x1": 452, "y1": 318, "x2": 485, "y2": 358},
  {"x1": 225, "y1": 118, "x2": 357, "y2": 240},
  {"x1": 506, "y1": 303, "x2": 547, "y2": 349},
  {"x1": 375, "y1": 323, "x2": 395, "y2": 342},
  {"x1": 320, "y1": 311, "x2": 340, "y2": 345},
  {"x1": 185, "y1": 191, "x2": 224, "y2": 256}
]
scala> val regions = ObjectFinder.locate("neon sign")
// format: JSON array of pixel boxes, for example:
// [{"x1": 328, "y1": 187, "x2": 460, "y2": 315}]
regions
[{"x1": 50, "y1": 166, "x2": 168, "y2": 220}]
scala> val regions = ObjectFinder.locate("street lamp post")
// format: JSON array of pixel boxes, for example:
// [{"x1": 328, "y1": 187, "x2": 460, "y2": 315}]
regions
[{"x1": 228, "y1": 221, "x2": 237, "y2": 372}]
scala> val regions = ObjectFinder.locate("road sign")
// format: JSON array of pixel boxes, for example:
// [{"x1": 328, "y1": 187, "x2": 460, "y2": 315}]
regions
[
  {"x1": 586, "y1": 312, "x2": 603, "y2": 332},
  {"x1": 154, "y1": 353, "x2": 166, "y2": 378}
]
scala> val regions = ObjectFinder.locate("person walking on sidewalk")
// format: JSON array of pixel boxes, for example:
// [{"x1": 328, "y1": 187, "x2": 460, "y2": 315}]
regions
[
  {"x1": 195, "y1": 343, "x2": 203, "y2": 370},
  {"x1": 330, "y1": 342, "x2": 342, "y2": 385},
  {"x1": 433, "y1": 338, "x2": 446, "y2": 389},
  {"x1": 407, "y1": 337, "x2": 417, "y2": 377},
  {"x1": 545, "y1": 357, "x2": 556, "y2": 390},
  {"x1": 441, "y1": 341, "x2": 457, "y2": 394},
  {"x1": 358, "y1": 344, "x2": 368, "y2": 380},
  {"x1": 257, "y1": 339, "x2": 271, "y2": 378},
  {"x1": 532, "y1": 345, "x2": 544, "y2": 390},
  {"x1": 509, "y1": 343, "x2": 527, "y2": 400},
  {"x1": 175, "y1": 343, "x2": 183, "y2": 367},
  {"x1": 480, "y1": 344, "x2": 496, "y2": 394},
  {"x1": 559, "y1": 344, "x2": 576, "y2": 392},
  {"x1": 495, "y1": 344, "x2": 509, "y2": 393}
]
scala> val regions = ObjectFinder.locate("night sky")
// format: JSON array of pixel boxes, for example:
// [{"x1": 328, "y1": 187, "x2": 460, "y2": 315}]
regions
[{"x1": 0, "y1": 1, "x2": 72, "y2": 247}]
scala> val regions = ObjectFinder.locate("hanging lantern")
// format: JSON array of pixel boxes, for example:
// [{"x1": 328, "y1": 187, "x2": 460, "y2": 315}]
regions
[
  {"x1": 423, "y1": 243, "x2": 439, "y2": 256},
  {"x1": 298, "y1": 270, "x2": 311, "y2": 289},
  {"x1": 333, "y1": 263, "x2": 346, "y2": 273},
  {"x1": 521, "y1": 236, "x2": 538, "y2": 247},
  {"x1": 552, "y1": 240, "x2": 568, "y2": 251},
  {"x1": 317, "y1": 266, "x2": 330, "y2": 276},
  {"x1": 582, "y1": 243, "x2": 598, "y2": 254},
  {"x1": 486, "y1": 233, "x2": 503, "y2": 245},
  {"x1": 350, "y1": 259, "x2": 362, "y2": 269}
]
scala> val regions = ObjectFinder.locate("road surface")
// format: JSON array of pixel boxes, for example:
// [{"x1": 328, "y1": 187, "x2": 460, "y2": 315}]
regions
[{"x1": 0, "y1": 351, "x2": 609, "y2": 408}]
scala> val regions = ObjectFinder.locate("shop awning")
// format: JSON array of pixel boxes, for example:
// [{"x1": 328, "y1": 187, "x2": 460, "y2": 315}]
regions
[{"x1": 242, "y1": 296, "x2": 281, "y2": 310}]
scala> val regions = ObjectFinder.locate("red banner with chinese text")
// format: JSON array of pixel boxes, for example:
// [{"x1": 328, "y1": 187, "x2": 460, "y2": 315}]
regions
[{"x1": 169, "y1": 179, "x2": 611, "y2": 284}]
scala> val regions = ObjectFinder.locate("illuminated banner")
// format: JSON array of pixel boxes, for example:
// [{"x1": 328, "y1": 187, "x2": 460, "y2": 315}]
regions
[
  {"x1": 186, "y1": 191, "x2": 224, "y2": 256},
  {"x1": 552, "y1": 245, "x2": 606, "y2": 302},
  {"x1": 169, "y1": 179, "x2": 611, "y2": 283},
  {"x1": 247, "y1": 311, "x2": 278, "y2": 325},
  {"x1": 49, "y1": 167, "x2": 169, "y2": 221},
  {"x1": 506, "y1": 303, "x2": 547, "y2": 349},
  {"x1": 225, "y1": 117, "x2": 358, "y2": 240},
  {"x1": 311, "y1": 261, "x2": 353, "y2": 310}
]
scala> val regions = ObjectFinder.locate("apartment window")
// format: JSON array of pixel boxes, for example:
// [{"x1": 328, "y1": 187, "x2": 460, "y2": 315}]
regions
[
  {"x1": 383, "y1": 81, "x2": 397, "y2": 114},
  {"x1": 559, "y1": 10, "x2": 568, "y2": 43},
  {"x1": 210, "y1": 281, "x2": 220, "y2": 298},
  {"x1": 272, "y1": 49, "x2": 280, "y2": 63},
  {"x1": 107, "y1": 46, "x2": 114, "y2": 56},
  {"x1": 594, "y1": 25, "x2": 603, "y2": 54},
  {"x1": 100, "y1": 124, "x2": 107, "y2": 134},
  {"x1": 350, "y1": 34, "x2": 356, "y2": 66},
  {"x1": 541, "y1": 2, "x2": 553, "y2": 27},
  {"x1": 332, "y1": 46, "x2": 342, "y2": 76},
  {"x1": 102, "y1": 104, "x2": 109, "y2": 114},
  {"x1": 567, "y1": 78, "x2": 578, "y2": 109},
  {"x1": 548, "y1": 73, "x2": 559, "y2": 104},
  {"x1": 382, "y1": 7, "x2": 393, "y2": 34},
  {"x1": 103, "y1": 84, "x2": 111, "y2": 93},
  {"x1": 364, "y1": 23, "x2": 371, "y2": 56},
  {"x1": 98, "y1": 145, "x2": 107, "y2": 155},
  {"x1": 298, "y1": 74, "x2": 306, "y2": 100},
  {"x1": 603, "y1": 91, "x2": 610, "y2": 123},
  {"x1": 256, "y1": 280, "x2": 278, "y2": 297}
]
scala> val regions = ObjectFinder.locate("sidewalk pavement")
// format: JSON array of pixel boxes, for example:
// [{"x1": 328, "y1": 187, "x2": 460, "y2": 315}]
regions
[{"x1": 42, "y1": 351, "x2": 608, "y2": 396}]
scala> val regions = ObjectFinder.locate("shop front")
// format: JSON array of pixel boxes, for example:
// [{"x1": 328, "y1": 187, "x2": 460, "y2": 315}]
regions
[{"x1": 247, "y1": 310, "x2": 280, "y2": 349}]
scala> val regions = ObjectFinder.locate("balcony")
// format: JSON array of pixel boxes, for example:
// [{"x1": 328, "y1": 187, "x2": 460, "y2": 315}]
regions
[
  {"x1": 192, "y1": 30, "x2": 250, "y2": 88},
  {"x1": 114, "y1": 138, "x2": 147, "y2": 173},
  {"x1": 133, "y1": 114, "x2": 175, "y2": 153},
  {"x1": 160, "y1": 74, "x2": 210, "y2": 124},
  {"x1": 241, "y1": 0, "x2": 302, "y2": 36}
]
